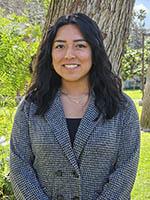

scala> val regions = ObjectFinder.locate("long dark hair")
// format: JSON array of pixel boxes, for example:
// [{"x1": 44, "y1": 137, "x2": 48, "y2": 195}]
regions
[{"x1": 26, "y1": 13, "x2": 124, "y2": 120}]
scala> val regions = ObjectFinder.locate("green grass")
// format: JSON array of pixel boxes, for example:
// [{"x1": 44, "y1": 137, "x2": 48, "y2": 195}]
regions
[
  {"x1": 124, "y1": 89, "x2": 142, "y2": 100},
  {"x1": 132, "y1": 133, "x2": 150, "y2": 200},
  {"x1": 124, "y1": 90, "x2": 150, "y2": 200}
]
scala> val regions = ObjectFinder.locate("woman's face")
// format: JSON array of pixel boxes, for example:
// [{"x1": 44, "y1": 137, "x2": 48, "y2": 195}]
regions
[{"x1": 52, "y1": 24, "x2": 92, "y2": 84}]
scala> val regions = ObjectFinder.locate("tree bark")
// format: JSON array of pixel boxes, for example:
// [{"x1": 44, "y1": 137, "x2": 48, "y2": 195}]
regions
[
  {"x1": 42, "y1": 0, "x2": 135, "y2": 74},
  {"x1": 140, "y1": 65, "x2": 150, "y2": 132}
]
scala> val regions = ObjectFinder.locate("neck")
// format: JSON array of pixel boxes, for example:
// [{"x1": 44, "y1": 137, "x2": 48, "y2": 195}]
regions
[{"x1": 61, "y1": 80, "x2": 90, "y2": 96}]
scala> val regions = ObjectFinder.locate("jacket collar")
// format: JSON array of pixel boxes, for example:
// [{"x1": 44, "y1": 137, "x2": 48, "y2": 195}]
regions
[{"x1": 44, "y1": 90, "x2": 101, "y2": 173}]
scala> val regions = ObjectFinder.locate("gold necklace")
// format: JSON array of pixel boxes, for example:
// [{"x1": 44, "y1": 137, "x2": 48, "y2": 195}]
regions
[{"x1": 61, "y1": 91, "x2": 90, "y2": 106}]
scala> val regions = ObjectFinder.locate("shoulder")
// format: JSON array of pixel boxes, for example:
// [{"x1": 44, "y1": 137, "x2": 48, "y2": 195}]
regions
[
  {"x1": 122, "y1": 93, "x2": 137, "y2": 111},
  {"x1": 122, "y1": 93, "x2": 136, "y2": 108},
  {"x1": 15, "y1": 97, "x2": 35, "y2": 120},
  {"x1": 120, "y1": 93, "x2": 139, "y2": 122},
  {"x1": 17, "y1": 96, "x2": 30, "y2": 111}
]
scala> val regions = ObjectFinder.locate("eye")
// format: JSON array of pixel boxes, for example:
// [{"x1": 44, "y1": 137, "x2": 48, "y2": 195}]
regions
[
  {"x1": 76, "y1": 43, "x2": 86, "y2": 48},
  {"x1": 55, "y1": 44, "x2": 65, "y2": 49}
]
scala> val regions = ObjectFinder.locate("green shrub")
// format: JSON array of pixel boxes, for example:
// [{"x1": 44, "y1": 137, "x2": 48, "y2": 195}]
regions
[
  {"x1": 0, "y1": 9, "x2": 41, "y2": 102},
  {"x1": 0, "y1": 107, "x2": 15, "y2": 199},
  {"x1": 0, "y1": 8, "x2": 42, "y2": 199}
]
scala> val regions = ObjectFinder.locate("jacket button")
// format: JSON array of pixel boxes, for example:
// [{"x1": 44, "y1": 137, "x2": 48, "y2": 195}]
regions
[
  {"x1": 57, "y1": 194, "x2": 64, "y2": 200},
  {"x1": 72, "y1": 196, "x2": 79, "y2": 200},
  {"x1": 55, "y1": 170, "x2": 63, "y2": 177},
  {"x1": 72, "y1": 170, "x2": 79, "y2": 178}
]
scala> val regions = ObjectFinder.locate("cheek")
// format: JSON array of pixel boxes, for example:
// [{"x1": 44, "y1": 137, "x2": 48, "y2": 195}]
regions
[
  {"x1": 79, "y1": 50, "x2": 92, "y2": 63},
  {"x1": 82, "y1": 54, "x2": 92, "y2": 66},
  {"x1": 52, "y1": 51, "x2": 63, "y2": 64}
]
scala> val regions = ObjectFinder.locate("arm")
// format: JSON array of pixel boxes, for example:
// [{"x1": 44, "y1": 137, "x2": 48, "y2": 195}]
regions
[
  {"x1": 96, "y1": 98, "x2": 140, "y2": 200},
  {"x1": 10, "y1": 99, "x2": 50, "y2": 200}
]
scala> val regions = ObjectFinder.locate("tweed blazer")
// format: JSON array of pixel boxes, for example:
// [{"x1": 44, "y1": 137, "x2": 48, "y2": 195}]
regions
[{"x1": 10, "y1": 91, "x2": 140, "y2": 200}]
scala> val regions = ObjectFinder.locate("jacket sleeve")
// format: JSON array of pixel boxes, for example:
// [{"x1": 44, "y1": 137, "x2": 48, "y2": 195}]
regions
[
  {"x1": 96, "y1": 98, "x2": 140, "y2": 200},
  {"x1": 10, "y1": 99, "x2": 50, "y2": 200}
]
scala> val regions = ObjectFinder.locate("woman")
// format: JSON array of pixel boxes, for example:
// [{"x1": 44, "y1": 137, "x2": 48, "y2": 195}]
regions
[{"x1": 10, "y1": 13, "x2": 140, "y2": 200}]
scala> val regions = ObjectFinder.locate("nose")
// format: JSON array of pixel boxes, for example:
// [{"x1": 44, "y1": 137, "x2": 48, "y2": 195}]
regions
[{"x1": 64, "y1": 47, "x2": 75, "y2": 59}]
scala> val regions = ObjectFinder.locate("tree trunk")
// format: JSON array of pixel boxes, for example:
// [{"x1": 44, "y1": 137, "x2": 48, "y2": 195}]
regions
[
  {"x1": 140, "y1": 65, "x2": 150, "y2": 132},
  {"x1": 42, "y1": 0, "x2": 135, "y2": 74}
]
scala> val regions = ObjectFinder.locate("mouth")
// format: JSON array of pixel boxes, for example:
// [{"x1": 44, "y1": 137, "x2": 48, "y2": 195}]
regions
[{"x1": 62, "y1": 64, "x2": 80, "y2": 69}]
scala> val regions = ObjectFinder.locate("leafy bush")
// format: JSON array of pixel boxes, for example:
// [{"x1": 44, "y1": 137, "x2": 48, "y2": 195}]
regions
[
  {"x1": 0, "y1": 107, "x2": 15, "y2": 199},
  {"x1": 120, "y1": 41, "x2": 150, "y2": 81},
  {"x1": 0, "y1": 9, "x2": 41, "y2": 105},
  {"x1": 0, "y1": 9, "x2": 42, "y2": 199}
]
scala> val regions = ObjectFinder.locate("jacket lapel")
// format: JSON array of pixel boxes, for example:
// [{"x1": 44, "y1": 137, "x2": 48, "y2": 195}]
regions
[
  {"x1": 73, "y1": 94, "x2": 101, "y2": 161},
  {"x1": 44, "y1": 91, "x2": 80, "y2": 174}
]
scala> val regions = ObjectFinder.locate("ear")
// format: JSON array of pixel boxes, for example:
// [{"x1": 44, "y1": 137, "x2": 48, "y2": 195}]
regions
[{"x1": 101, "y1": 32, "x2": 107, "y2": 40}]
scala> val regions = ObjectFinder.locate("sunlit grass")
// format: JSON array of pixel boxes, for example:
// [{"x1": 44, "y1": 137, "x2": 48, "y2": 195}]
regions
[
  {"x1": 124, "y1": 89, "x2": 142, "y2": 100},
  {"x1": 124, "y1": 90, "x2": 150, "y2": 200},
  {"x1": 132, "y1": 132, "x2": 150, "y2": 200}
]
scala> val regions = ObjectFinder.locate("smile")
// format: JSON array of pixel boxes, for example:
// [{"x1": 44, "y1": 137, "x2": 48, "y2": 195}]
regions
[{"x1": 62, "y1": 64, "x2": 80, "y2": 69}]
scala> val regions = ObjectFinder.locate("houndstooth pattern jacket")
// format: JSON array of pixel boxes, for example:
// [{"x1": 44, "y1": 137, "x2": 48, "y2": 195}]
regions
[{"x1": 10, "y1": 91, "x2": 140, "y2": 200}]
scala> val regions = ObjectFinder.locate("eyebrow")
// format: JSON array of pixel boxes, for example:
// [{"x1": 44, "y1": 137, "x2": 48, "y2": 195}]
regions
[{"x1": 54, "y1": 39, "x2": 87, "y2": 43}]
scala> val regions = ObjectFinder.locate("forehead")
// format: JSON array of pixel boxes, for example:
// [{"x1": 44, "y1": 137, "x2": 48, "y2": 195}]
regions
[{"x1": 54, "y1": 24, "x2": 84, "y2": 40}]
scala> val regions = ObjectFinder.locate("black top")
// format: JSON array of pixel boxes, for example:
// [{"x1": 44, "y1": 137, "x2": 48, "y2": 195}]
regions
[{"x1": 66, "y1": 118, "x2": 81, "y2": 147}]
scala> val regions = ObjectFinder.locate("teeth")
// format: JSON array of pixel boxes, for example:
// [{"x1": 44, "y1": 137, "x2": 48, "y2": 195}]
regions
[{"x1": 63, "y1": 64, "x2": 79, "y2": 69}]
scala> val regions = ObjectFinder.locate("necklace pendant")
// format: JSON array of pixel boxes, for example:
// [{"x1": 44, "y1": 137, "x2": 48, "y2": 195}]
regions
[{"x1": 61, "y1": 90, "x2": 90, "y2": 107}]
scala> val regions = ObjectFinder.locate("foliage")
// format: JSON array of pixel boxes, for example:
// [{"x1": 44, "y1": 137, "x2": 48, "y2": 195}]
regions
[
  {"x1": 0, "y1": 107, "x2": 15, "y2": 199},
  {"x1": 0, "y1": 9, "x2": 42, "y2": 106},
  {"x1": 25, "y1": 0, "x2": 50, "y2": 9},
  {"x1": 0, "y1": 6, "x2": 43, "y2": 198},
  {"x1": 41, "y1": 0, "x2": 50, "y2": 10},
  {"x1": 120, "y1": 41, "x2": 149, "y2": 81},
  {"x1": 120, "y1": 8, "x2": 150, "y2": 81},
  {"x1": 129, "y1": 9, "x2": 147, "y2": 49}
]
